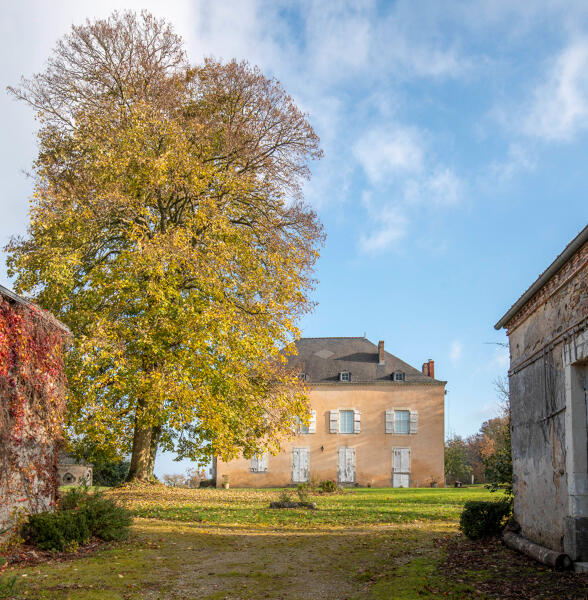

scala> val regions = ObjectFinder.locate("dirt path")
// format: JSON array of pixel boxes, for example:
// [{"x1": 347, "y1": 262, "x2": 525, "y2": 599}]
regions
[{"x1": 7, "y1": 519, "x2": 453, "y2": 599}]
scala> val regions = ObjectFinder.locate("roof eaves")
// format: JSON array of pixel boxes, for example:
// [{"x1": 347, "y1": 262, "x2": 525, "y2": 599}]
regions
[
  {"x1": 494, "y1": 224, "x2": 588, "y2": 330},
  {"x1": 0, "y1": 284, "x2": 72, "y2": 336}
]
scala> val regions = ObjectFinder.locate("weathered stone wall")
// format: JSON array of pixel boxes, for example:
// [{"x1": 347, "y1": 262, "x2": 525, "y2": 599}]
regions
[
  {"x1": 216, "y1": 382, "x2": 445, "y2": 488},
  {"x1": 507, "y1": 240, "x2": 587, "y2": 556},
  {"x1": 0, "y1": 294, "x2": 69, "y2": 538}
]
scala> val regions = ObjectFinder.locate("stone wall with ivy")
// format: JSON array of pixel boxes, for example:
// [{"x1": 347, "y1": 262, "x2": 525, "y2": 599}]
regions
[{"x1": 0, "y1": 292, "x2": 69, "y2": 536}]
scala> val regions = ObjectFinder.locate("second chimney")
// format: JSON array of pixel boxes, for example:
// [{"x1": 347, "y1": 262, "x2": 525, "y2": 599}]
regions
[
  {"x1": 378, "y1": 340, "x2": 385, "y2": 364},
  {"x1": 422, "y1": 359, "x2": 435, "y2": 379}
]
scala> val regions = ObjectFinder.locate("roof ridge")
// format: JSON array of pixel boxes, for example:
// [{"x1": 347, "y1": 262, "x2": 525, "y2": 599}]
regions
[{"x1": 299, "y1": 336, "x2": 369, "y2": 340}]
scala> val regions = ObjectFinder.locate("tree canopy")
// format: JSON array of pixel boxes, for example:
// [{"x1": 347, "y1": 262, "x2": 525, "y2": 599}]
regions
[{"x1": 7, "y1": 11, "x2": 324, "y2": 480}]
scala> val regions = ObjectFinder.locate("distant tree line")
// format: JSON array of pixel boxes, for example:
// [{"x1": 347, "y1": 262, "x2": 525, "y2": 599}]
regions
[{"x1": 445, "y1": 377, "x2": 512, "y2": 486}]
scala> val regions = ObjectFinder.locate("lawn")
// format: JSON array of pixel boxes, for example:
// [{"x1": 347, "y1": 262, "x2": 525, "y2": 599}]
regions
[{"x1": 1, "y1": 485, "x2": 586, "y2": 599}]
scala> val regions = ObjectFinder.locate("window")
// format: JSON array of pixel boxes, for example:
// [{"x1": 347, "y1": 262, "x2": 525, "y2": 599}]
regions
[
  {"x1": 339, "y1": 371, "x2": 351, "y2": 382},
  {"x1": 298, "y1": 372, "x2": 307, "y2": 381},
  {"x1": 296, "y1": 410, "x2": 316, "y2": 434},
  {"x1": 339, "y1": 410, "x2": 354, "y2": 434},
  {"x1": 295, "y1": 416, "x2": 309, "y2": 435},
  {"x1": 250, "y1": 453, "x2": 268, "y2": 473},
  {"x1": 394, "y1": 410, "x2": 410, "y2": 434},
  {"x1": 392, "y1": 372, "x2": 405, "y2": 381}
]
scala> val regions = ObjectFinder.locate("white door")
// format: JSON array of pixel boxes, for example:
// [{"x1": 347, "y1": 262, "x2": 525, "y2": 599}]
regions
[
  {"x1": 292, "y1": 448, "x2": 310, "y2": 483},
  {"x1": 338, "y1": 447, "x2": 356, "y2": 483},
  {"x1": 393, "y1": 448, "x2": 411, "y2": 488}
]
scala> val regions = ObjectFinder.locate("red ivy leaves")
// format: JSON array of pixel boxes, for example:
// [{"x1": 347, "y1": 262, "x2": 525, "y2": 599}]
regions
[{"x1": 0, "y1": 296, "x2": 68, "y2": 519}]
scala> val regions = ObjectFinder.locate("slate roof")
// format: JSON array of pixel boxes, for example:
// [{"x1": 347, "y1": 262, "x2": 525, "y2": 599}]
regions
[{"x1": 287, "y1": 337, "x2": 443, "y2": 385}]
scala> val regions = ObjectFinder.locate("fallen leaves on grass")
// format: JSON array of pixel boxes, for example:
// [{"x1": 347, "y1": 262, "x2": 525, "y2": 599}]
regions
[{"x1": 441, "y1": 536, "x2": 588, "y2": 600}]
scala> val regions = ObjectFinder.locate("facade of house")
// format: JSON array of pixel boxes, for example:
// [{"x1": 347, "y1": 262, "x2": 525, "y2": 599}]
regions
[
  {"x1": 495, "y1": 224, "x2": 588, "y2": 562},
  {"x1": 0, "y1": 284, "x2": 70, "y2": 537},
  {"x1": 215, "y1": 337, "x2": 445, "y2": 488}
]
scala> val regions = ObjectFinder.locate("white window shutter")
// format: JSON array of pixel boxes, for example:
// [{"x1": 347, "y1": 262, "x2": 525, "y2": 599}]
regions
[
  {"x1": 308, "y1": 410, "x2": 316, "y2": 434},
  {"x1": 347, "y1": 447, "x2": 356, "y2": 482},
  {"x1": 338, "y1": 447, "x2": 345, "y2": 481},
  {"x1": 251, "y1": 455, "x2": 259, "y2": 472},
  {"x1": 393, "y1": 448, "x2": 402, "y2": 472},
  {"x1": 410, "y1": 410, "x2": 418, "y2": 434},
  {"x1": 292, "y1": 448, "x2": 299, "y2": 482},
  {"x1": 353, "y1": 409, "x2": 361, "y2": 434},
  {"x1": 330, "y1": 410, "x2": 339, "y2": 433},
  {"x1": 385, "y1": 410, "x2": 394, "y2": 434},
  {"x1": 401, "y1": 448, "x2": 411, "y2": 473},
  {"x1": 301, "y1": 448, "x2": 309, "y2": 482},
  {"x1": 259, "y1": 452, "x2": 268, "y2": 472}
]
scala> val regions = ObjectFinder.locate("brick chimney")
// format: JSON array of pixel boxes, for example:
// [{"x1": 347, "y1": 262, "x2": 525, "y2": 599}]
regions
[
  {"x1": 378, "y1": 340, "x2": 385, "y2": 365},
  {"x1": 422, "y1": 359, "x2": 434, "y2": 378}
]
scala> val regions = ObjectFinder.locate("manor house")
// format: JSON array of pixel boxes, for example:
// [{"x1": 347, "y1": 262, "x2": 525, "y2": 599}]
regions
[{"x1": 215, "y1": 337, "x2": 445, "y2": 488}]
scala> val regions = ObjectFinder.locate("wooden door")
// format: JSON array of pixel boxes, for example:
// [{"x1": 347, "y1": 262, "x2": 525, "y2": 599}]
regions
[
  {"x1": 393, "y1": 448, "x2": 411, "y2": 488},
  {"x1": 292, "y1": 448, "x2": 310, "y2": 483},
  {"x1": 338, "y1": 447, "x2": 355, "y2": 483}
]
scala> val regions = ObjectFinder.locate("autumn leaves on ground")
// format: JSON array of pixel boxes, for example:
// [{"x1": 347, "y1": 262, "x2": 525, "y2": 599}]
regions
[{"x1": 2, "y1": 485, "x2": 586, "y2": 600}]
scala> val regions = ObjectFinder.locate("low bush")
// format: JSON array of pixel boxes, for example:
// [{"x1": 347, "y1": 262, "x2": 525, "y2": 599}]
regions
[
  {"x1": 278, "y1": 488, "x2": 293, "y2": 503},
  {"x1": 82, "y1": 493, "x2": 133, "y2": 541},
  {"x1": 318, "y1": 479, "x2": 338, "y2": 494},
  {"x1": 459, "y1": 499, "x2": 511, "y2": 540},
  {"x1": 22, "y1": 510, "x2": 90, "y2": 551},
  {"x1": 296, "y1": 483, "x2": 310, "y2": 503},
  {"x1": 22, "y1": 486, "x2": 133, "y2": 551},
  {"x1": 92, "y1": 460, "x2": 130, "y2": 487},
  {"x1": 199, "y1": 479, "x2": 216, "y2": 488}
]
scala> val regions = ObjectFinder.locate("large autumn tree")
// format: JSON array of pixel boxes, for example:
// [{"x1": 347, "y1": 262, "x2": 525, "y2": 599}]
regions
[{"x1": 6, "y1": 11, "x2": 324, "y2": 480}]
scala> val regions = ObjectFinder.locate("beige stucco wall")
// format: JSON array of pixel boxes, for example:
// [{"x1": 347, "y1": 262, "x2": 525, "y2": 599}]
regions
[{"x1": 216, "y1": 382, "x2": 445, "y2": 488}]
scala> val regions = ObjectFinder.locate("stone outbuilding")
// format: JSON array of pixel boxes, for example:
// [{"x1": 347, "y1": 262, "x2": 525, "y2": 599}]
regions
[
  {"x1": 215, "y1": 336, "x2": 445, "y2": 488},
  {"x1": 57, "y1": 452, "x2": 93, "y2": 487},
  {"x1": 0, "y1": 284, "x2": 70, "y2": 536},
  {"x1": 495, "y1": 224, "x2": 588, "y2": 564}
]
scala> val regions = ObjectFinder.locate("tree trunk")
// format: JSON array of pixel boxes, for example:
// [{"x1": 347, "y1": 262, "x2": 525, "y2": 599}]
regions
[
  {"x1": 126, "y1": 423, "x2": 154, "y2": 481},
  {"x1": 147, "y1": 425, "x2": 162, "y2": 478}
]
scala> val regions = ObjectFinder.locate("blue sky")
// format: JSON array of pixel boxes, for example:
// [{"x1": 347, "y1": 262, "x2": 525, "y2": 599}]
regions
[{"x1": 1, "y1": 1, "x2": 587, "y2": 477}]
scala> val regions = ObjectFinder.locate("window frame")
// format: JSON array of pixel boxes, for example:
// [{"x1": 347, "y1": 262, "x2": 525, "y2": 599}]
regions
[
  {"x1": 339, "y1": 371, "x2": 351, "y2": 382},
  {"x1": 339, "y1": 409, "x2": 355, "y2": 434},
  {"x1": 394, "y1": 409, "x2": 410, "y2": 435}
]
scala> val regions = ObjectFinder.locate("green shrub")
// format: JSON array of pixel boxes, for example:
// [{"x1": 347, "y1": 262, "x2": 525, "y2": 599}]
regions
[
  {"x1": 92, "y1": 460, "x2": 130, "y2": 487},
  {"x1": 82, "y1": 494, "x2": 132, "y2": 541},
  {"x1": 61, "y1": 486, "x2": 132, "y2": 541},
  {"x1": 59, "y1": 485, "x2": 89, "y2": 511},
  {"x1": 318, "y1": 480, "x2": 338, "y2": 493},
  {"x1": 24, "y1": 486, "x2": 133, "y2": 551},
  {"x1": 296, "y1": 483, "x2": 310, "y2": 502},
  {"x1": 278, "y1": 488, "x2": 293, "y2": 503},
  {"x1": 459, "y1": 499, "x2": 511, "y2": 540},
  {"x1": 22, "y1": 510, "x2": 90, "y2": 551}
]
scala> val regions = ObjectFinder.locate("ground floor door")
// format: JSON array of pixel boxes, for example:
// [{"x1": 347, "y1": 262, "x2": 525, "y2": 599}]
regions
[
  {"x1": 292, "y1": 448, "x2": 310, "y2": 483},
  {"x1": 338, "y1": 447, "x2": 356, "y2": 484},
  {"x1": 393, "y1": 448, "x2": 411, "y2": 488}
]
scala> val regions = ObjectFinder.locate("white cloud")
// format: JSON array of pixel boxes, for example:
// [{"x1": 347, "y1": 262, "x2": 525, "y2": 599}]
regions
[
  {"x1": 358, "y1": 192, "x2": 409, "y2": 253},
  {"x1": 523, "y1": 38, "x2": 588, "y2": 141},
  {"x1": 487, "y1": 143, "x2": 535, "y2": 181},
  {"x1": 353, "y1": 126, "x2": 424, "y2": 184},
  {"x1": 354, "y1": 131, "x2": 463, "y2": 254},
  {"x1": 490, "y1": 348, "x2": 509, "y2": 370},
  {"x1": 450, "y1": 341, "x2": 462, "y2": 363},
  {"x1": 404, "y1": 168, "x2": 462, "y2": 207}
]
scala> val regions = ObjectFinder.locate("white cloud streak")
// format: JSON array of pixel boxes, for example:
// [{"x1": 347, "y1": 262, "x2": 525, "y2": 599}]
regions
[
  {"x1": 450, "y1": 341, "x2": 463, "y2": 363},
  {"x1": 523, "y1": 38, "x2": 588, "y2": 141}
]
